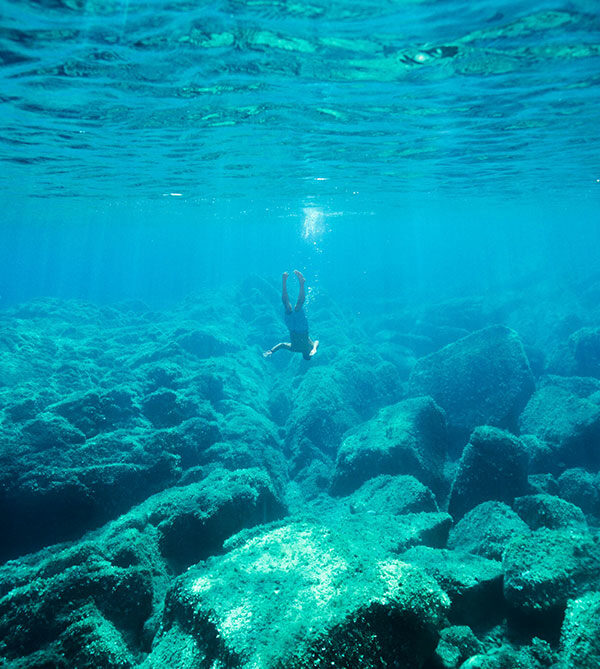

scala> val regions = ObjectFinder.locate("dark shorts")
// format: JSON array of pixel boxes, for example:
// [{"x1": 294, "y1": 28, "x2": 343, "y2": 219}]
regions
[{"x1": 284, "y1": 308, "x2": 308, "y2": 334}]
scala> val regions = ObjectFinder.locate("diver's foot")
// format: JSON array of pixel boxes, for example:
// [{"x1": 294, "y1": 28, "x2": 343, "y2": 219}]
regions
[
  {"x1": 263, "y1": 349, "x2": 273, "y2": 358},
  {"x1": 282, "y1": 271, "x2": 289, "y2": 284},
  {"x1": 294, "y1": 269, "x2": 305, "y2": 284}
]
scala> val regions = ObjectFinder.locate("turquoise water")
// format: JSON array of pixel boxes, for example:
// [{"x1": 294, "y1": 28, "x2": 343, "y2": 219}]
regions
[
  {"x1": 2, "y1": 3, "x2": 600, "y2": 666},
  {"x1": 1, "y1": 0, "x2": 599, "y2": 307}
]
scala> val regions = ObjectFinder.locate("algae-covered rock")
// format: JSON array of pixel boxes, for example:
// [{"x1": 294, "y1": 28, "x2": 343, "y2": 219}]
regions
[
  {"x1": 21, "y1": 412, "x2": 86, "y2": 448},
  {"x1": 527, "y1": 472, "x2": 559, "y2": 496},
  {"x1": 284, "y1": 347, "x2": 402, "y2": 458},
  {"x1": 513, "y1": 494, "x2": 587, "y2": 531},
  {"x1": 177, "y1": 327, "x2": 232, "y2": 359},
  {"x1": 460, "y1": 637, "x2": 556, "y2": 668},
  {"x1": 520, "y1": 434, "x2": 559, "y2": 475},
  {"x1": 502, "y1": 529, "x2": 600, "y2": 616},
  {"x1": 0, "y1": 603, "x2": 137, "y2": 669},
  {"x1": 333, "y1": 511, "x2": 453, "y2": 555},
  {"x1": 559, "y1": 591, "x2": 600, "y2": 668},
  {"x1": 153, "y1": 414, "x2": 222, "y2": 468},
  {"x1": 408, "y1": 325, "x2": 534, "y2": 442},
  {"x1": 550, "y1": 327, "x2": 600, "y2": 378},
  {"x1": 50, "y1": 387, "x2": 139, "y2": 438},
  {"x1": 330, "y1": 396, "x2": 447, "y2": 496},
  {"x1": 144, "y1": 468, "x2": 287, "y2": 571},
  {"x1": 0, "y1": 444, "x2": 179, "y2": 564},
  {"x1": 557, "y1": 468, "x2": 600, "y2": 516},
  {"x1": 400, "y1": 546, "x2": 504, "y2": 628},
  {"x1": 346, "y1": 474, "x2": 439, "y2": 515},
  {"x1": 0, "y1": 542, "x2": 153, "y2": 664},
  {"x1": 448, "y1": 426, "x2": 529, "y2": 520},
  {"x1": 149, "y1": 521, "x2": 450, "y2": 668},
  {"x1": 519, "y1": 376, "x2": 600, "y2": 468},
  {"x1": 141, "y1": 388, "x2": 197, "y2": 428},
  {"x1": 448, "y1": 501, "x2": 531, "y2": 561},
  {"x1": 568, "y1": 327, "x2": 600, "y2": 378},
  {"x1": 434, "y1": 625, "x2": 483, "y2": 668},
  {"x1": 58, "y1": 602, "x2": 137, "y2": 669}
]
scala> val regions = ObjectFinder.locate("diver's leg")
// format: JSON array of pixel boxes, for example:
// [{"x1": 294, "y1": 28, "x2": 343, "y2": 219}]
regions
[
  {"x1": 294, "y1": 269, "x2": 305, "y2": 311},
  {"x1": 282, "y1": 272, "x2": 292, "y2": 312},
  {"x1": 264, "y1": 342, "x2": 292, "y2": 358}
]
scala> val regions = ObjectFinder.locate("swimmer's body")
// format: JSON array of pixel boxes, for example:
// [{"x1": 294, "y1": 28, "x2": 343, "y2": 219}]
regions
[{"x1": 263, "y1": 270, "x2": 319, "y2": 361}]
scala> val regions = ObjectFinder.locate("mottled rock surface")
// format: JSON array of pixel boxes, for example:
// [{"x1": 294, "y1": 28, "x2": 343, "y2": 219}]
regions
[
  {"x1": 408, "y1": 325, "x2": 534, "y2": 443},
  {"x1": 330, "y1": 396, "x2": 447, "y2": 496},
  {"x1": 150, "y1": 521, "x2": 450, "y2": 668}
]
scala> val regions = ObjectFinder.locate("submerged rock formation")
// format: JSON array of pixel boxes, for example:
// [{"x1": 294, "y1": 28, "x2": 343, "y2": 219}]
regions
[{"x1": 1, "y1": 281, "x2": 600, "y2": 668}]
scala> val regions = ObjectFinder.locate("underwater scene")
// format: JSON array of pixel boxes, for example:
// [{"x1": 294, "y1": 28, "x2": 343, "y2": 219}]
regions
[{"x1": 1, "y1": 0, "x2": 600, "y2": 667}]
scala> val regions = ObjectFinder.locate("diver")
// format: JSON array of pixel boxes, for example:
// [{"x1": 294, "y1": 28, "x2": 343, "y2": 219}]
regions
[{"x1": 263, "y1": 270, "x2": 319, "y2": 361}]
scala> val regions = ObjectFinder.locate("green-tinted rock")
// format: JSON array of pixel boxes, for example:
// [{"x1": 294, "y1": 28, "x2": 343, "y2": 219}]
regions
[
  {"x1": 503, "y1": 529, "x2": 600, "y2": 615},
  {"x1": 50, "y1": 387, "x2": 138, "y2": 438},
  {"x1": 346, "y1": 474, "x2": 438, "y2": 515},
  {"x1": 335, "y1": 511, "x2": 452, "y2": 555},
  {"x1": 21, "y1": 412, "x2": 86, "y2": 447},
  {"x1": 569, "y1": 327, "x2": 600, "y2": 378},
  {"x1": 330, "y1": 396, "x2": 447, "y2": 496},
  {"x1": 285, "y1": 346, "x2": 402, "y2": 458},
  {"x1": 400, "y1": 546, "x2": 503, "y2": 627},
  {"x1": 408, "y1": 326, "x2": 534, "y2": 441},
  {"x1": 145, "y1": 468, "x2": 287, "y2": 571},
  {"x1": 527, "y1": 473, "x2": 558, "y2": 496},
  {"x1": 448, "y1": 426, "x2": 529, "y2": 520},
  {"x1": 519, "y1": 378, "x2": 600, "y2": 468},
  {"x1": 435, "y1": 625, "x2": 482, "y2": 668},
  {"x1": 560, "y1": 591, "x2": 600, "y2": 668},
  {"x1": 149, "y1": 521, "x2": 450, "y2": 668},
  {"x1": 58, "y1": 602, "x2": 136, "y2": 668},
  {"x1": 141, "y1": 388, "x2": 196, "y2": 428},
  {"x1": 460, "y1": 637, "x2": 555, "y2": 668},
  {"x1": 0, "y1": 543, "x2": 152, "y2": 663},
  {"x1": 448, "y1": 501, "x2": 530, "y2": 561},
  {"x1": 513, "y1": 494, "x2": 587, "y2": 531},
  {"x1": 558, "y1": 468, "x2": 600, "y2": 516}
]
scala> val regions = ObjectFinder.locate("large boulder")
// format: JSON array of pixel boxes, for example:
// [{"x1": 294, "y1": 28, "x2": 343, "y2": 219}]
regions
[
  {"x1": 346, "y1": 474, "x2": 439, "y2": 515},
  {"x1": 447, "y1": 501, "x2": 530, "y2": 561},
  {"x1": 21, "y1": 413, "x2": 86, "y2": 448},
  {"x1": 459, "y1": 638, "x2": 556, "y2": 668},
  {"x1": 0, "y1": 543, "x2": 153, "y2": 665},
  {"x1": 149, "y1": 521, "x2": 450, "y2": 668},
  {"x1": 330, "y1": 396, "x2": 447, "y2": 496},
  {"x1": 568, "y1": 327, "x2": 600, "y2": 377},
  {"x1": 560, "y1": 591, "x2": 600, "y2": 668},
  {"x1": 141, "y1": 388, "x2": 201, "y2": 428},
  {"x1": 408, "y1": 326, "x2": 534, "y2": 445},
  {"x1": 0, "y1": 441, "x2": 179, "y2": 564},
  {"x1": 144, "y1": 468, "x2": 287, "y2": 572},
  {"x1": 50, "y1": 387, "x2": 139, "y2": 438},
  {"x1": 284, "y1": 348, "x2": 402, "y2": 460},
  {"x1": 513, "y1": 494, "x2": 587, "y2": 531},
  {"x1": 503, "y1": 529, "x2": 600, "y2": 621},
  {"x1": 519, "y1": 376, "x2": 600, "y2": 469},
  {"x1": 400, "y1": 546, "x2": 504, "y2": 628},
  {"x1": 433, "y1": 625, "x2": 483, "y2": 669},
  {"x1": 549, "y1": 327, "x2": 600, "y2": 378},
  {"x1": 557, "y1": 468, "x2": 600, "y2": 516},
  {"x1": 448, "y1": 426, "x2": 529, "y2": 520}
]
